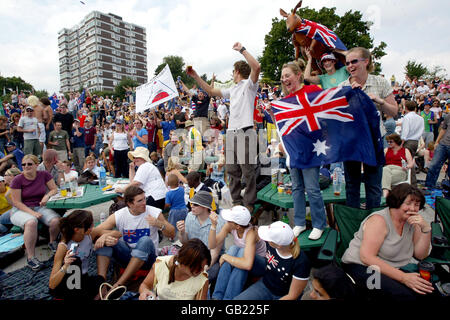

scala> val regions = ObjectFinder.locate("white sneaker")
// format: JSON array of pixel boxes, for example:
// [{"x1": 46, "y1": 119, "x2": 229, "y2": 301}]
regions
[
  {"x1": 308, "y1": 228, "x2": 324, "y2": 240},
  {"x1": 293, "y1": 225, "x2": 307, "y2": 237}
]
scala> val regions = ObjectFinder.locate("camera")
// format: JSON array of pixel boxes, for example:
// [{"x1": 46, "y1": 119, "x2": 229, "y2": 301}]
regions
[{"x1": 69, "y1": 243, "x2": 78, "y2": 255}]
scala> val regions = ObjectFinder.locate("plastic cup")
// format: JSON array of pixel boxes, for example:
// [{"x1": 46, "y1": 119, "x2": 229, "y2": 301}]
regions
[{"x1": 418, "y1": 261, "x2": 434, "y2": 281}]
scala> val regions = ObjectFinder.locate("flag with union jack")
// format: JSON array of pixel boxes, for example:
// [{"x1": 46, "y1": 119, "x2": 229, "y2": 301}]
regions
[
  {"x1": 295, "y1": 19, "x2": 347, "y2": 51},
  {"x1": 271, "y1": 86, "x2": 384, "y2": 169},
  {"x1": 77, "y1": 89, "x2": 86, "y2": 110},
  {"x1": 123, "y1": 228, "x2": 150, "y2": 245},
  {"x1": 191, "y1": 99, "x2": 196, "y2": 112},
  {"x1": 48, "y1": 93, "x2": 59, "y2": 111}
]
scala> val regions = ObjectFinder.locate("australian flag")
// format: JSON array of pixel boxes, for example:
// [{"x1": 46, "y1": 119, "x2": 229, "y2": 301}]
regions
[
  {"x1": 49, "y1": 93, "x2": 59, "y2": 111},
  {"x1": 295, "y1": 19, "x2": 347, "y2": 51},
  {"x1": 77, "y1": 89, "x2": 86, "y2": 110},
  {"x1": 123, "y1": 228, "x2": 150, "y2": 246},
  {"x1": 271, "y1": 86, "x2": 384, "y2": 169}
]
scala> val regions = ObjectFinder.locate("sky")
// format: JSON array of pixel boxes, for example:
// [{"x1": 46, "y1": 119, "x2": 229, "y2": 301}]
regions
[{"x1": 0, "y1": 0, "x2": 449, "y2": 94}]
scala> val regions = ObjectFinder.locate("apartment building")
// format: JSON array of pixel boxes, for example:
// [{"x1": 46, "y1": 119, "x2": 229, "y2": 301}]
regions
[{"x1": 58, "y1": 11, "x2": 147, "y2": 93}]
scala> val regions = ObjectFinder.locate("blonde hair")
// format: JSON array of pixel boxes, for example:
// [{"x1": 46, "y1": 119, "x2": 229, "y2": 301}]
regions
[
  {"x1": 27, "y1": 95, "x2": 40, "y2": 107},
  {"x1": 347, "y1": 47, "x2": 375, "y2": 73},
  {"x1": 5, "y1": 167, "x2": 21, "y2": 176},
  {"x1": 23, "y1": 154, "x2": 39, "y2": 165},
  {"x1": 289, "y1": 239, "x2": 301, "y2": 259},
  {"x1": 281, "y1": 58, "x2": 306, "y2": 95},
  {"x1": 167, "y1": 156, "x2": 180, "y2": 172}
]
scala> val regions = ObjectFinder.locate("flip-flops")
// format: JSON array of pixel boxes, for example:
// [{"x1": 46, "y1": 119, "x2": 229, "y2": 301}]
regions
[{"x1": 99, "y1": 282, "x2": 127, "y2": 300}]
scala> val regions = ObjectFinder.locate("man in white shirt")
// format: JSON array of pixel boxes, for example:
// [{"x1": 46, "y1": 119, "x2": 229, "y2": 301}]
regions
[
  {"x1": 217, "y1": 101, "x2": 228, "y2": 124},
  {"x1": 401, "y1": 101, "x2": 424, "y2": 184},
  {"x1": 17, "y1": 106, "x2": 40, "y2": 157},
  {"x1": 186, "y1": 41, "x2": 260, "y2": 211},
  {"x1": 94, "y1": 186, "x2": 174, "y2": 296},
  {"x1": 416, "y1": 80, "x2": 430, "y2": 95}
]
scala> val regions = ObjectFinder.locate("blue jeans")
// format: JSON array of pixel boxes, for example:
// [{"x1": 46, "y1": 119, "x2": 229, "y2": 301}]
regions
[
  {"x1": 233, "y1": 278, "x2": 281, "y2": 300},
  {"x1": 425, "y1": 144, "x2": 450, "y2": 188},
  {"x1": 0, "y1": 209, "x2": 12, "y2": 235},
  {"x1": 212, "y1": 246, "x2": 266, "y2": 300},
  {"x1": 344, "y1": 161, "x2": 382, "y2": 209},
  {"x1": 95, "y1": 236, "x2": 157, "y2": 269},
  {"x1": 290, "y1": 167, "x2": 327, "y2": 230}
]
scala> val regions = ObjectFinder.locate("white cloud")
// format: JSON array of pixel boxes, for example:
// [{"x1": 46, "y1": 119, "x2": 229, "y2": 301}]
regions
[{"x1": 0, "y1": 0, "x2": 449, "y2": 95}]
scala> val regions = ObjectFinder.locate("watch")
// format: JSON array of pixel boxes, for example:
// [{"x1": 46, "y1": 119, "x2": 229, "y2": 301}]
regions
[
  {"x1": 160, "y1": 223, "x2": 166, "y2": 231},
  {"x1": 239, "y1": 46, "x2": 246, "y2": 54}
]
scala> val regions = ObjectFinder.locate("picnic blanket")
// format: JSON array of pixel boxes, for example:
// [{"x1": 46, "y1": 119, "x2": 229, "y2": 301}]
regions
[{"x1": 0, "y1": 254, "x2": 114, "y2": 300}]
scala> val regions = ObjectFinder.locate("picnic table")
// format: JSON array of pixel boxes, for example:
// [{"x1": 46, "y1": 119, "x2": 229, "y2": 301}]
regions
[
  {"x1": 46, "y1": 179, "x2": 126, "y2": 209},
  {"x1": 257, "y1": 174, "x2": 385, "y2": 250}
]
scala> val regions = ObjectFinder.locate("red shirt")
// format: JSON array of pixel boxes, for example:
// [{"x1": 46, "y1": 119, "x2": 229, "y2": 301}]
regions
[
  {"x1": 385, "y1": 147, "x2": 406, "y2": 167},
  {"x1": 78, "y1": 115, "x2": 87, "y2": 128}
]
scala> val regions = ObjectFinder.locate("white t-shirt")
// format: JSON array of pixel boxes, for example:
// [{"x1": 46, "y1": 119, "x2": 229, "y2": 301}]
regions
[
  {"x1": 430, "y1": 107, "x2": 442, "y2": 120},
  {"x1": 217, "y1": 103, "x2": 228, "y2": 121},
  {"x1": 103, "y1": 128, "x2": 113, "y2": 144},
  {"x1": 114, "y1": 205, "x2": 161, "y2": 254},
  {"x1": 416, "y1": 85, "x2": 430, "y2": 95},
  {"x1": 18, "y1": 116, "x2": 39, "y2": 140},
  {"x1": 221, "y1": 79, "x2": 259, "y2": 130},
  {"x1": 64, "y1": 170, "x2": 78, "y2": 182},
  {"x1": 133, "y1": 161, "x2": 167, "y2": 200}
]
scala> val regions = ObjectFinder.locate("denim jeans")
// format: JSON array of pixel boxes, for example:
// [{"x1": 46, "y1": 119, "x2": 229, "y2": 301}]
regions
[
  {"x1": 344, "y1": 161, "x2": 382, "y2": 209},
  {"x1": 0, "y1": 209, "x2": 12, "y2": 235},
  {"x1": 95, "y1": 236, "x2": 157, "y2": 269},
  {"x1": 233, "y1": 278, "x2": 281, "y2": 300},
  {"x1": 290, "y1": 167, "x2": 327, "y2": 230},
  {"x1": 425, "y1": 144, "x2": 450, "y2": 188},
  {"x1": 212, "y1": 245, "x2": 267, "y2": 300}
]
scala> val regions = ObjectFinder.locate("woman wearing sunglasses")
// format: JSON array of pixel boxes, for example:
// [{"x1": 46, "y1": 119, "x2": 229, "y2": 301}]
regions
[
  {"x1": 340, "y1": 47, "x2": 398, "y2": 210},
  {"x1": 382, "y1": 133, "x2": 414, "y2": 198},
  {"x1": 9, "y1": 154, "x2": 60, "y2": 271}
]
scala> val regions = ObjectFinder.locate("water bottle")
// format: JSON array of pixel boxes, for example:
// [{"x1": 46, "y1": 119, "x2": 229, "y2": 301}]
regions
[
  {"x1": 401, "y1": 159, "x2": 407, "y2": 169},
  {"x1": 333, "y1": 167, "x2": 342, "y2": 196},
  {"x1": 99, "y1": 163, "x2": 107, "y2": 189},
  {"x1": 281, "y1": 212, "x2": 290, "y2": 225},
  {"x1": 100, "y1": 212, "x2": 107, "y2": 224},
  {"x1": 60, "y1": 177, "x2": 68, "y2": 197}
]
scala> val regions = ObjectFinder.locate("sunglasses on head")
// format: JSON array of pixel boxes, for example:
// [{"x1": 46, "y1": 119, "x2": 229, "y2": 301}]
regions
[{"x1": 345, "y1": 58, "x2": 366, "y2": 66}]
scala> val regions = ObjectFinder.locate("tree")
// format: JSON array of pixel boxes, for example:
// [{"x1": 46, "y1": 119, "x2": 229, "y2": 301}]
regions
[
  {"x1": 154, "y1": 55, "x2": 196, "y2": 87},
  {"x1": 259, "y1": 6, "x2": 388, "y2": 81},
  {"x1": 33, "y1": 90, "x2": 49, "y2": 99},
  {"x1": 404, "y1": 60, "x2": 429, "y2": 80},
  {"x1": 114, "y1": 77, "x2": 139, "y2": 99},
  {"x1": 426, "y1": 65, "x2": 447, "y2": 79}
]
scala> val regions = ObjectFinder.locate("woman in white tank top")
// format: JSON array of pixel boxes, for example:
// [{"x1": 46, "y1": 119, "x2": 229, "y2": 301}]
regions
[{"x1": 109, "y1": 120, "x2": 132, "y2": 178}]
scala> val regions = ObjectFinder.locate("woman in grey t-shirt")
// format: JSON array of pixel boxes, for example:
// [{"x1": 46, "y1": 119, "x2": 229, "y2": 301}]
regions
[{"x1": 341, "y1": 184, "x2": 433, "y2": 301}]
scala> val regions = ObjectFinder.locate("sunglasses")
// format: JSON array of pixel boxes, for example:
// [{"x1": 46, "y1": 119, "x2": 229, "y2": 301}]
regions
[
  {"x1": 345, "y1": 58, "x2": 366, "y2": 66},
  {"x1": 22, "y1": 162, "x2": 35, "y2": 167},
  {"x1": 387, "y1": 140, "x2": 394, "y2": 144}
]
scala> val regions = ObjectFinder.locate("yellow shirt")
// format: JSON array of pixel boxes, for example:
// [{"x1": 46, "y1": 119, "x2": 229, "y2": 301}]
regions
[{"x1": 0, "y1": 187, "x2": 12, "y2": 215}]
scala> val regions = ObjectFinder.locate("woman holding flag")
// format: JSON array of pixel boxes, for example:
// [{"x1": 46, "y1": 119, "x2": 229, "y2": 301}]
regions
[{"x1": 274, "y1": 59, "x2": 328, "y2": 241}]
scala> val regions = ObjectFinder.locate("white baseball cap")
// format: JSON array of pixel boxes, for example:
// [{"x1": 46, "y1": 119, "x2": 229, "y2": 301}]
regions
[
  {"x1": 258, "y1": 221, "x2": 294, "y2": 246},
  {"x1": 220, "y1": 205, "x2": 251, "y2": 226}
]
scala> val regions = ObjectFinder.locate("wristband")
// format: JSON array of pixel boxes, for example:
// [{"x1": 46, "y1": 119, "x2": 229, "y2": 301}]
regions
[
  {"x1": 160, "y1": 223, "x2": 166, "y2": 231},
  {"x1": 59, "y1": 266, "x2": 67, "y2": 274},
  {"x1": 210, "y1": 226, "x2": 216, "y2": 231},
  {"x1": 421, "y1": 227, "x2": 431, "y2": 233},
  {"x1": 239, "y1": 46, "x2": 246, "y2": 54}
]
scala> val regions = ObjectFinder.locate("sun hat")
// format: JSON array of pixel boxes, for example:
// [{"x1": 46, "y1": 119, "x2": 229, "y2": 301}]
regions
[
  {"x1": 128, "y1": 147, "x2": 151, "y2": 163},
  {"x1": 189, "y1": 190, "x2": 213, "y2": 210},
  {"x1": 258, "y1": 221, "x2": 294, "y2": 246},
  {"x1": 220, "y1": 205, "x2": 251, "y2": 226},
  {"x1": 185, "y1": 120, "x2": 194, "y2": 128},
  {"x1": 26, "y1": 106, "x2": 34, "y2": 111}
]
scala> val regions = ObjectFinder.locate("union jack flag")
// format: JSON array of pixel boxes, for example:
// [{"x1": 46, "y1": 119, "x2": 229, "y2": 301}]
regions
[
  {"x1": 191, "y1": 100, "x2": 196, "y2": 112},
  {"x1": 271, "y1": 86, "x2": 384, "y2": 169},
  {"x1": 295, "y1": 19, "x2": 347, "y2": 51},
  {"x1": 123, "y1": 228, "x2": 150, "y2": 245},
  {"x1": 266, "y1": 252, "x2": 279, "y2": 268},
  {"x1": 272, "y1": 87, "x2": 353, "y2": 135}
]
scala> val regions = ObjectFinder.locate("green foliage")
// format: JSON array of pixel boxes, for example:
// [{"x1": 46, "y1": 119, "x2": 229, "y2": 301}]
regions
[
  {"x1": 258, "y1": 17, "x2": 295, "y2": 83},
  {"x1": 426, "y1": 65, "x2": 447, "y2": 79},
  {"x1": 0, "y1": 76, "x2": 34, "y2": 101},
  {"x1": 260, "y1": 6, "x2": 388, "y2": 81},
  {"x1": 114, "y1": 77, "x2": 140, "y2": 100},
  {"x1": 404, "y1": 60, "x2": 429, "y2": 79},
  {"x1": 33, "y1": 90, "x2": 49, "y2": 99},
  {"x1": 154, "y1": 55, "x2": 198, "y2": 88}
]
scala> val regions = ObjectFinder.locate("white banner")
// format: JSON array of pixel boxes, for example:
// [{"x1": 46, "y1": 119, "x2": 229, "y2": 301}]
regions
[{"x1": 136, "y1": 64, "x2": 179, "y2": 113}]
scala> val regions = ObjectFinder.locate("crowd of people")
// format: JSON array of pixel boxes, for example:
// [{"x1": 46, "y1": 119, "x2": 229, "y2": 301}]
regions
[{"x1": 0, "y1": 40, "x2": 448, "y2": 302}]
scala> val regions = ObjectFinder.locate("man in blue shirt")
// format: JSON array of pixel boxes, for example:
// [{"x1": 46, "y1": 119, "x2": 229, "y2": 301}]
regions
[
  {"x1": 158, "y1": 112, "x2": 176, "y2": 142},
  {"x1": 71, "y1": 119, "x2": 86, "y2": 173},
  {"x1": 0, "y1": 142, "x2": 24, "y2": 172},
  {"x1": 131, "y1": 119, "x2": 148, "y2": 149}
]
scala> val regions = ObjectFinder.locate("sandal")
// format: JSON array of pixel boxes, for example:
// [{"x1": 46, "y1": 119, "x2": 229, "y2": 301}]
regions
[{"x1": 99, "y1": 282, "x2": 127, "y2": 300}]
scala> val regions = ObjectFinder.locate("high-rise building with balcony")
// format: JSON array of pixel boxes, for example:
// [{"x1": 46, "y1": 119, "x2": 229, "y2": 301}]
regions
[{"x1": 58, "y1": 11, "x2": 147, "y2": 93}]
